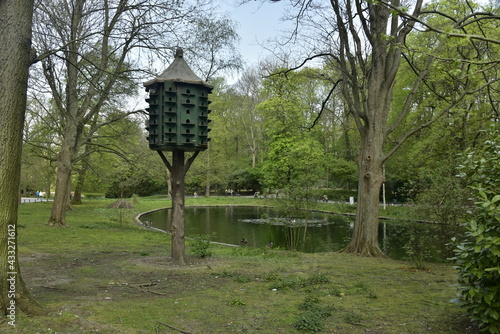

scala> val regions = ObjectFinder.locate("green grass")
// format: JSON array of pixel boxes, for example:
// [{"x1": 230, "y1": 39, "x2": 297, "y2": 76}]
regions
[{"x1": 1, "y1": 196, "x2": 472, "y2": 333}]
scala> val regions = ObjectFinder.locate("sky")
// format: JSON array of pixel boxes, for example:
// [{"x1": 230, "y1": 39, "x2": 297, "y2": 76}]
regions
[
  {"x1": 219, "y1": 0, "x2": 294, "y2": 67},
  {"x1": 133, "y1": 1, "x2": 293, "y2": 108}
]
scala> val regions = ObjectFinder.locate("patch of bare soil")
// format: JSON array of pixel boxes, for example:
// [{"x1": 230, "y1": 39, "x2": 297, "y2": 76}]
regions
[{"x1": 18, "y1": 250, "x2": 216, "y2": 333}]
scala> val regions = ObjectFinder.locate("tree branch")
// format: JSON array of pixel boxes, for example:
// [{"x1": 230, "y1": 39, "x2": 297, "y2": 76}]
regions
[
  {"x1": 380, "y1": 1, "x2": 500, "y2": 45},
  {"x1": 306, "y1": 78, "x2": 342, "y2": 129},
  {"x1": 184, "y1": 150, "x2": 200, "y2": 176},
  {"x1": 383, "y1": 76, "x2": 499, "y2": 162},
  {"x1": 157, "y1": 151, "x2": 173, "y2": 174}
]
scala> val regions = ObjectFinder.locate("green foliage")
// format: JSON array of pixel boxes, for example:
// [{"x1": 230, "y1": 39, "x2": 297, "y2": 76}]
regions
[
  {"x1": 294, "y1": 296, "x2": 333, "y2": 332},
  {"x1": 402, "y1": 229, "x2": 434, "y2": 270},
  {"x1": 452, "y1": 128, "x2": 500, "y2": 333},
  {"x1": 262, "y1": 134, "x2": 326, "y2": 218},
  {"x1": 189, "y1": 232, "x2": 216, "y2": 258},
  {"x1": 263, "y1": 135, "x2": 325, "y2": 189},
  {"x1": 105, "y1": 177, "x2": 165, "y2": 198},
  {"x1": 227, "y1": 299, "x2": 246, "y2": 306},
  {"x1": 227, "y1": 167, "x2": 263, "y2": 192},
  {"x1": 327, "y1": 158, "x2": 358, "y2": 189},
  {"x1": 293, "y1": 310, "x2": 325, "y2": 333},
  {"x1": 130, "y1": 194, "x2": 141, "y2": 205}
]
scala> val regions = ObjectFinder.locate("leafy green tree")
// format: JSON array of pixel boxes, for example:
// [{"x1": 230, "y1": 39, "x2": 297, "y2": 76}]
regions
[
  {"x1": 189, "y1": 72, "x2": 266, "y2": 195},
  {"x1": 30, "y1": 0, "x2": 237, "y2": 226},
  {"x1": 257, "y1": 0, "x2": 500, "y2": 257},
  {"x1": 263, "y1": 135, "x2": 325, "y2": 195},
  {"x1": 452, "y1": 127, "x2": 500, "y2": 333},
  {"x1": 259, "y1": 69, "x2": 327, "y2": 213},
  {"x1": 386, "y1": 0, "x2": 500, "y2": 224},
  {"x1": 227, "y1": 168, "x2": 263, "y2": 193},
  {"x1": 327, "y1": 157, "x2": 358, "y2": 190}
]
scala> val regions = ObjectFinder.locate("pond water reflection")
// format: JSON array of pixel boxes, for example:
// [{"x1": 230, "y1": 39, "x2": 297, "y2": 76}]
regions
[{"x1": 140, "y1": 206, "x2": 450, "y2": 261}]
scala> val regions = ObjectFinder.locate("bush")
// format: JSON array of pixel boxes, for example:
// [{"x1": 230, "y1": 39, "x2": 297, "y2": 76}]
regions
[
  {"x1": 189, "y1": 233, "x2": 216, "y2": 258},
  {"x1": 294, "y1": 296, "x2": 333, "y2": 332},
  {"x1": 105, "y1": 178, "x2": 166, "y2": 198},
  {"x1": 452, "y1": 129, "x2": 500, "y2": 333},
  {"x1": 227, "y1": 167, "x2": 263, "y2": 192}
]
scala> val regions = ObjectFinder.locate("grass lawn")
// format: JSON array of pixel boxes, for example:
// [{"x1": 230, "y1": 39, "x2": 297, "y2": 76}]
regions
[{"x1": 1, "y1": 196, "x2": 475, "y2": 333}]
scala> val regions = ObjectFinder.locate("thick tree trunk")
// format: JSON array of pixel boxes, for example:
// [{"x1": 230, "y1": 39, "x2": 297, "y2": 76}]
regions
[
  {"x1": 0, "y1": 0, "x2": 44, "y2": 319},
  {"x1": 48, "y1": 11, "x2": 82, "y2": 226},
  {"x1": 342, "y1": 66, "x2": 391, "y2": 257},
  {"x1": 158, "y1": 150, "x2": 200, "y2": 265},
  {"x1": 171, "y1": 150, "x2": 186, "y2": 265},
  {"x1": 343, "y1": 129, "x2": 386, "y2": 257},
  {"x1": 48, "y1": 129, "x2": 78, "y2": 226},
  {"x1": 72, "y1": 142, "x2": 92, "y2": 205},
  {"x1": 72, "y1": 134, "x2": 96, "y2": 205},
  {"x1": 72, "y1": 168, "x2": 85, "y2": 205}
]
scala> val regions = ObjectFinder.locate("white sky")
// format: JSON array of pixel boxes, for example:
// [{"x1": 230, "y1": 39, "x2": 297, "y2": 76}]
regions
[
  {"x1": 132, "y1": 1, "x2": 293, "y2": 109},
  {"x1": 219, "y1": 0, "x2": 293, "y2": 67}
]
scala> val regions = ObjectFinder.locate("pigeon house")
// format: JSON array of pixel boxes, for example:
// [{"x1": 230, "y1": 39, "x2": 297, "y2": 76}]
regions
[{"x1": 143, "y1": 48, "x2": 213, "y2": 151}]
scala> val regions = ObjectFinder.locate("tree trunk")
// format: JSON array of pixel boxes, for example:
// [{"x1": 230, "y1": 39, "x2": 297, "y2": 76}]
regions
[
  {"x1": 171, "y1": 150, "x2": 186, "y2": 265},
  {"x1": 72, "y1": 167, "x2": 85, "y2": 205},
  {"x1": 343, "y1": 127, "x2": 386, "y2": 257},
  {"x1": 330, "y1": 0, "x2": 416, "y2": 257},
  {"x1": 0, "y1": 0, "x2": 44, "y2": 319},
  {"x1": 72, "y1": 127, "x2": 96, "y2": 205},
  {"x1": 205, "y1": 148, "x2": 211, "y2": 197},
  {"x1": 158, "y1": 150, "x2": 200, "y2": 265},
  {"x1": 48, "y1": 126, "x2": 79, "y2": 226},
  {"x1": 46, "y1": 0, "x2": 83, "y2": 226},
  {"x1": 166, "y1": 169, "x2": 172, "y2": 198},
  {"x1": 72, "y1": 144, "x2": 92, "y2": 205}
]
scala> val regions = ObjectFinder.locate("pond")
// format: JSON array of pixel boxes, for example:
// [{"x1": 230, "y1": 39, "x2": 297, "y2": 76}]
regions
[{"x1": 140, "y1": 206, "x2": 452, "y2": 261}]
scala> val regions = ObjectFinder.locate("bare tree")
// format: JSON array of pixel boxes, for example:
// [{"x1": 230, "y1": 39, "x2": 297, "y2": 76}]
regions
[
  {"x1": 0, "y1": 0, "x2": 44, "y2": 318},
  {"x1": 184, "y1": 15, "x2": 243, "y2": 81},
  {"x1": 233, "y1": 66, "x2": 265, "y2": 168},
  {"x1": 30, "y1": 0, "x2": 217, "y2": 226}
]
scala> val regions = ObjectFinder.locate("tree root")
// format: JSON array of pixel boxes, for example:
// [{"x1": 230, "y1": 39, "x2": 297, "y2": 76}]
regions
[{"x1": 340, "y1": 244, "x2": 387, "y2": 258}]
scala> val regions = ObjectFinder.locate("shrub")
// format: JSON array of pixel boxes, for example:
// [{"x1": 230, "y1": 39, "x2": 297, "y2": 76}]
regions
[
  {"x1": 189, "y1": 233, "x2": 216, "y2": 258},
  {"x1": 294, "y1": 296, "x2": 333, "y2": 332},
  {"x1": 452, "y1": 129, "x2": 500, "y2": 333},
  {"x1": 293, "y1": 311, "x2": 324, "y2": 333},
  {"x1": 130, "y1": 194, "x2": 141, "y2": 205}
]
